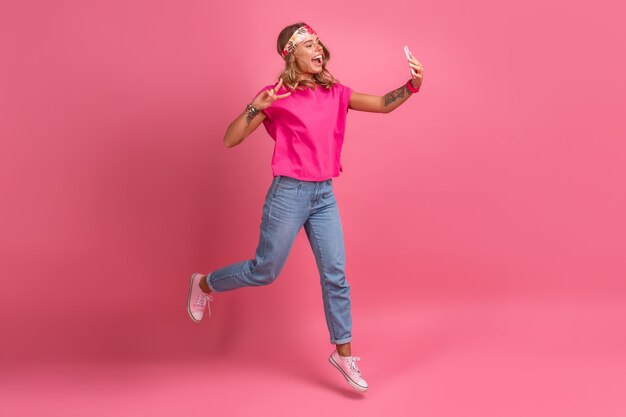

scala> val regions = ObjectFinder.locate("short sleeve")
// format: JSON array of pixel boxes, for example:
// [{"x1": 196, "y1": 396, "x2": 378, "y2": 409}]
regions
[{"x1": 341, "y1": 84, "x2": 353, "y2": 112}]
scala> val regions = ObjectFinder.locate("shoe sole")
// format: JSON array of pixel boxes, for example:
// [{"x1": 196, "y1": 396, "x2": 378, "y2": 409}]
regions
[
  {"x1": 328, "y1": 355, "x2": 368, "y2": 392},
  {"x1": 187, "y1": 273, "x2": 201, "y2": 323}
]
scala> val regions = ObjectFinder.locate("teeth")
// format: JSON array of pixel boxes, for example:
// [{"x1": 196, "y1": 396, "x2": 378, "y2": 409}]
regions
[{"x1": 313, "y1": 55, "x2": 322, "y2": 60}]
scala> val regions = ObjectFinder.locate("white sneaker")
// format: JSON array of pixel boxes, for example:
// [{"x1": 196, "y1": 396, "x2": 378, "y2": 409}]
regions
[
  {"x1": 329, "y1": 350, "x2": 369, "y2": 392},
  {"x1": 187, "y1": 273, "x2": 213, "y2": 322}
]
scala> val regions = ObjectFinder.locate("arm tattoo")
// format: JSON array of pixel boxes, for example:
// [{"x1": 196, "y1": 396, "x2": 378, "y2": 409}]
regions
[{"x1": 383, "y1": 85, "x2": 410, "y2": 107}]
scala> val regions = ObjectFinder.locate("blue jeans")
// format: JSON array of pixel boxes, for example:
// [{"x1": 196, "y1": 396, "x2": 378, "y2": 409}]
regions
[{"x1": 206, "y1": 175, "x2": 352, "y2": 345}]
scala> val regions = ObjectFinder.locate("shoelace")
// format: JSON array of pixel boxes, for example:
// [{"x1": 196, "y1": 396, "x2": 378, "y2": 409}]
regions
[
  {"x1": 193, "y1": 293, "x2": 214, "y2": 317},
  {"x1": 345, "y1": 356, "x2": 362, "y2": 378}
]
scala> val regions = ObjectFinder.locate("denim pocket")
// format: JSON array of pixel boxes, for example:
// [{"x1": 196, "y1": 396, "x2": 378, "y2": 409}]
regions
[{"x1": 276, "y1": 175, "x2": 301, "y2": 191}]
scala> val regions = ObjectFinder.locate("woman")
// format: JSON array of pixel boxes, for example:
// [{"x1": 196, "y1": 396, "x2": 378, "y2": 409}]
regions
[{"x1": 187, "y1": 22, "x2": 423, "y2": 393}]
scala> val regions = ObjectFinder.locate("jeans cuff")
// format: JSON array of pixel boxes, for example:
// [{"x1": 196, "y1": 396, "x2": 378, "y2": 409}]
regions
[
  {"x1": 331, "y1": 336, "x2": 352, "y2": 345},
  {"x1": 206, "y1": 272, "x2": 218, "y2": 292}
]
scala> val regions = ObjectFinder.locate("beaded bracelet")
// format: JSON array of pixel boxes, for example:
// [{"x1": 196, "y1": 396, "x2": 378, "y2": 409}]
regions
[{"x1": 406, "y1": 79, "x2": 420, "y2": 94}]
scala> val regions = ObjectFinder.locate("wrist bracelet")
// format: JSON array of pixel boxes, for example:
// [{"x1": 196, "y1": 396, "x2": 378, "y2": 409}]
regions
[
  {"x1": 246, "y1": 104, "x2": 259, "y2": 116},
  {"x1": 406, "y1": 79, "x2": 420, "y2": 94},
  {"x1": 245, "y1": 103, "x2": 260, "y2": 123}
]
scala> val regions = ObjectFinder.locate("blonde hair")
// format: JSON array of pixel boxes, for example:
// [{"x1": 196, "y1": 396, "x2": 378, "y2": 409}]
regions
[{"x1": 276, "y1": 22, "x2": 340, "y2": 91}]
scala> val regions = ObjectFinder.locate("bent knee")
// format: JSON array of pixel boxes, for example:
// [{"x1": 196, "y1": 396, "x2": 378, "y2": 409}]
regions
[
  {"x1": 252, "y1": 274, "x2": 278, "y2": 286},
  {"x1": 249, "y1": 266, "x2": 282, "y2": 286}
]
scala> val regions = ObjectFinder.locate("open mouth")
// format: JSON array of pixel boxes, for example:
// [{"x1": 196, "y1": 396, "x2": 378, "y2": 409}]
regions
[{"x1": 312, "y1": 55, "x2": 323, "y2": 66}]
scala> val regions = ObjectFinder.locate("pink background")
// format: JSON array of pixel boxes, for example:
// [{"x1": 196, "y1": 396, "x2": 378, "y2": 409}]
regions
[{"x1": 1, "y1": 0, "x2": 625, "y2": 415}]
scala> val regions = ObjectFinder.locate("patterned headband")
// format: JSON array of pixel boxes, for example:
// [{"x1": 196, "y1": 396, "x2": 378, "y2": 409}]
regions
[{"x1": 281, "y1": 24, "x2": 317, "y2": 58}]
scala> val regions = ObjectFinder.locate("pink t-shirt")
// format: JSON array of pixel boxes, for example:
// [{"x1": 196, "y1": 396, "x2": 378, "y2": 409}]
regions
[{"x1": 256, "y1": 82, "x2": 353, "y2": 181}]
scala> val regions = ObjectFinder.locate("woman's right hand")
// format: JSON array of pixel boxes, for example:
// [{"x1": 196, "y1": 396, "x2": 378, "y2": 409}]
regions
[{"x1": 250, "y1": 78, "x2": 291, "y2": 110}]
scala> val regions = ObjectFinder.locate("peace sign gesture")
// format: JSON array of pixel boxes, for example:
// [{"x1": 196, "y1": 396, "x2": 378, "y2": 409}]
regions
[{"x1": 251, "y1": 78, "x2": 292, "y2": 111}]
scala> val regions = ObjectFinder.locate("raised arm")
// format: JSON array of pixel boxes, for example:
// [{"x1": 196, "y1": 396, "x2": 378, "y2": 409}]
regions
[
  {"x1": 348, "y1": 86, "x2": 413, "y2": 113},
  {"x1": 223, "y1": 78, "x2": 291, "y2": 148},
  {"x1": 348, "y1": 50, "x2": 423, "y2": 114},
  {"x1": 223, "y1": 111, "x2": 267, "y2": 148}
]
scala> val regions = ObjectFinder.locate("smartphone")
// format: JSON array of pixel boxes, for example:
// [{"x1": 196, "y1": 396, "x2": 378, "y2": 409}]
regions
[{"x1": 404, "y1": 45, "x2": 416, "y2": 76}]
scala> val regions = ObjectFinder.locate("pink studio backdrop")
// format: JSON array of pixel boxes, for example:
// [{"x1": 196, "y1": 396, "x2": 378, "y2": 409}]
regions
[{"x1": 1, "y1": 0, "x2": 625, "y2": 416}]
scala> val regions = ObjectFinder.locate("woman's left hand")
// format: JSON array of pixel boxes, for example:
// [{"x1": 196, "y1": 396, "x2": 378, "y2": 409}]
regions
[{"x1": 407, "y1": 52, "x2": 423, "y2": 89}]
